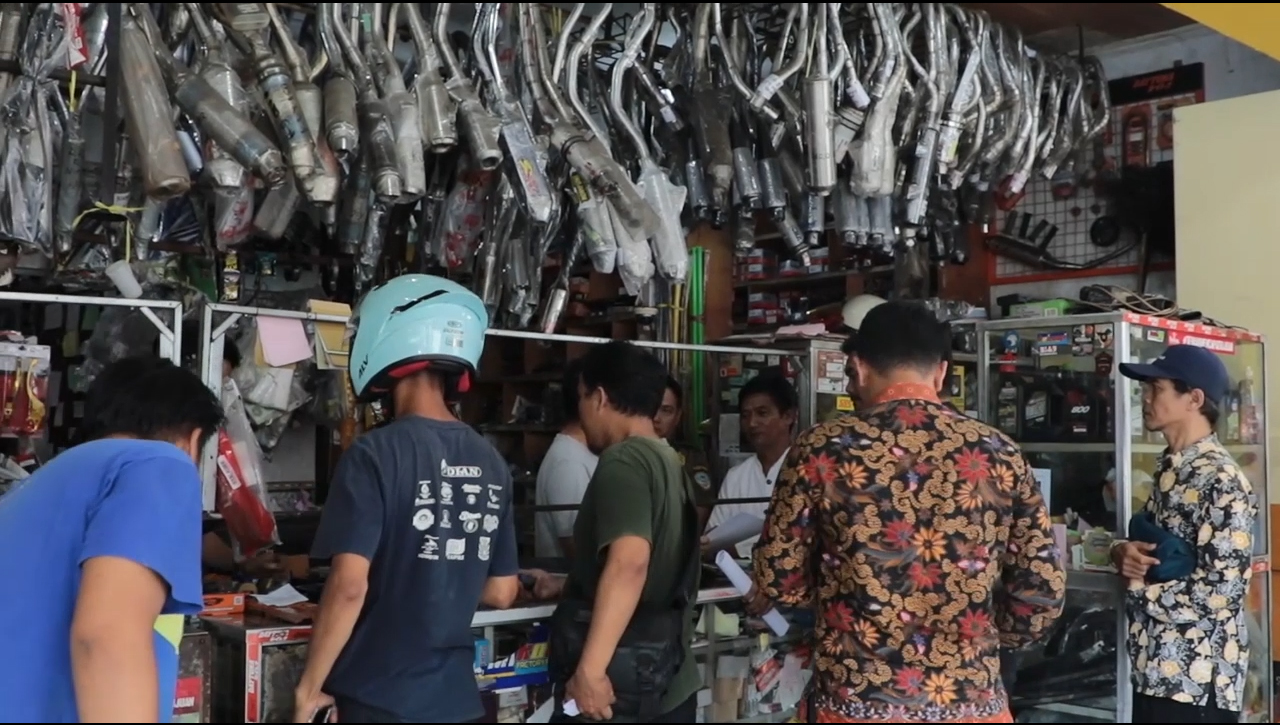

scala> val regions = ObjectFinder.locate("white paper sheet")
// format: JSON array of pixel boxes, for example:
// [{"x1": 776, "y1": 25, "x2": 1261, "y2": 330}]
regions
[
  {"x1": 714, "y1": 551, "x2": 789, "y2": 636},
  {"x1": 705, "y1": 513, "x2": 766, "y2": 552},
  {"x1": 251, "y1": 583, "x2": 309, "y2": 607}
]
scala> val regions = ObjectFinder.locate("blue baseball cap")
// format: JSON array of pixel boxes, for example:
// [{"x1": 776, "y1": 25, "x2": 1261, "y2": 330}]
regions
[{"x1": 1118, "y1": 344, "x2": 1231, "y2": 404}]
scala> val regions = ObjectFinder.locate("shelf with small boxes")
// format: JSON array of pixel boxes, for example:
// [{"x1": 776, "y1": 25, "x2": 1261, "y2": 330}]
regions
[{"x1": 731, "y1": 227, "x2": 894, "y2": 333}]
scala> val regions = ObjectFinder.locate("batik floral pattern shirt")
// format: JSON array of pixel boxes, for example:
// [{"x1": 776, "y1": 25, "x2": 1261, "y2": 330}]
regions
[
  {"x1": 1126, "y1": 434, "x2": 1257, "y2": 711},
  {"x1": 753, "y1": 399, "x2": 1066, "y2": 722}
]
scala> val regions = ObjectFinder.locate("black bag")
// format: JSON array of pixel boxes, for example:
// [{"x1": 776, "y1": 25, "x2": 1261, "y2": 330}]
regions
[{"x1": 547, "y1": 478, "x2": 700, "y2": 721}]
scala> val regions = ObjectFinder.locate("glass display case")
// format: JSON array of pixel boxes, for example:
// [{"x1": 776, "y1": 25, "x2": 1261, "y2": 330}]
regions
[{"x1": 977, "y1": 312, "x2": 1272, "y2": 723}]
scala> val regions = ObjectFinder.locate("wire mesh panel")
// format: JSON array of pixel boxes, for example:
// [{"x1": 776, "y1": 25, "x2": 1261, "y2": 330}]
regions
[{"x1": 994, "y1": 64, "x2": 1204, "y2": 280}]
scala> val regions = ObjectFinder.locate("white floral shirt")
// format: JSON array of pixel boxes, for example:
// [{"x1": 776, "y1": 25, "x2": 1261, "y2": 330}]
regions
[{"x1": 1125, "y1": 435, "x2": 1257, "y2": 711}]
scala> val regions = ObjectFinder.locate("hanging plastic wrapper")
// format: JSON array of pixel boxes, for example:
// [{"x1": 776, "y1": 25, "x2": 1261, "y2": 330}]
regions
[
  {"x1": 216, "y1": 376, "x2": 280, "y2": 559},
  {"x1": 438, "y1": 153, "x2": 497, "y2": 269},
  {"x1": 0, "y1": 5, "x2": 71, "y2": 255},
  {"x1": 227, "y1": 320, "x2": 312, "y2": 453},
  {"x1": 78, "y1": 306, "x2": 163, "y2": 388}
]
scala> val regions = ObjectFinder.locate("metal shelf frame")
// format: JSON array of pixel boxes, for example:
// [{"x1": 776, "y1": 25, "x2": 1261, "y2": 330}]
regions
[
  {"x1": 977, "y1": 311, "x2": 1273, "y2": 723},
  {"x1": 198, "y1": 302, "x2": 810, "y2": 509},
  {"x1": 0, "y1": 291, "x2": 182, "y2": 363}
]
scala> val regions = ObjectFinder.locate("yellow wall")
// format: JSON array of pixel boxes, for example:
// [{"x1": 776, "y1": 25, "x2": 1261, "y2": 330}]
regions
[
  {"x1": 1174, "y1": 90, "x2": 1280, "y2": 506},
  {"x1": 1161, "y1": 4, "x2": 1280, "y2": 63}
]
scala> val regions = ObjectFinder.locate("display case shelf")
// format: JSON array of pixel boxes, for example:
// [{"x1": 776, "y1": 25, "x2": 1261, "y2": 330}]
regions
[{"x1": 976, "y1": 311, "x2": 1272, "y2": 723}]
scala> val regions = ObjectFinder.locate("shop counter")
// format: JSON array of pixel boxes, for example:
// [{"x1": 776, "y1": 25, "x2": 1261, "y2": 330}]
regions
[
  {"x1": 203, "y1": 587, "x2": 744, "y2": 723},
  {"x1": 471, "y1": 585, "x2": 742, "y2": 627}
]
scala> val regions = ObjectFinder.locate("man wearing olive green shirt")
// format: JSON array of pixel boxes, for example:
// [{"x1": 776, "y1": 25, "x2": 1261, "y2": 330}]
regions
[{"x1": 542, "y1": 342, "x2": 700, "y2": 723}]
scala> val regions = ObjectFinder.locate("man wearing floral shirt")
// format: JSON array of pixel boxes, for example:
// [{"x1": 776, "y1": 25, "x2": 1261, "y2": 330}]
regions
[
  {"x1": 1114, "y1": 345, "x2": 1258, "y2": 723},
  {"x1": 751, "y1": 301, "x2": 1065, "y2": 723}
]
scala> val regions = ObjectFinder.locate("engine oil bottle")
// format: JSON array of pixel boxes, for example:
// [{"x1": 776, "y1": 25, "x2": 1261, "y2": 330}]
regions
[
  {"x1": 1020, "y1": 374, "x2": 1057, "y2": 442},
  {"x1": 1061, "y1": 374, "x2": 1103, "y2": 441},
  {"x1": 995, "y1": 377, "x2": 1022, "y2": 438}
]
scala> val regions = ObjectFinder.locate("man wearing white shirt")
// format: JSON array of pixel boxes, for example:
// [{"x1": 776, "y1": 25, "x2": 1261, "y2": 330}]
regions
[
  {"x1": 704, "y1": 370, "x2": 798, "y2": 558},
  {"x1": 534, "y1": 359, "x2": 598, "y2": 559}
]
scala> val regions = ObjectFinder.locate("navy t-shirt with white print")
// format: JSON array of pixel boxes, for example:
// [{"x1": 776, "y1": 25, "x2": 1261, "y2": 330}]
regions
[{"x1": 312, "y1": 416, "x2": 518, "y2": 722}]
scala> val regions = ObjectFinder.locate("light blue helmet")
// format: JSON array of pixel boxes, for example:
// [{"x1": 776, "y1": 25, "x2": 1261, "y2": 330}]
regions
[{"x1": 348, "y1": 274, "x2": 489, "y2": 401}]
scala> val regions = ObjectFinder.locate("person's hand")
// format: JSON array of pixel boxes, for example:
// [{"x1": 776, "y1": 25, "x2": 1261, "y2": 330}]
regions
[
  {"x1": 700, "y1": 534, "x2": 712, "y2": 553},
  {"x1": 742, "y1": 584, "x2": 771, "y2": 617},
  {"x1": 1112, "y1": 541, "x2": 1160, "y2": 581},
  {"x1": 533, "y1": 571, "x2": 566, "y2": 600},
  {"x1": 518, "y1": 569, "x2": 565, "y2": 601},
  {"x1": 566, "y1": 667, "x2": 615, "y2": 721},
  {"x1": 292, "y1": 688, "x2": 334, "y2": 723},
  {"x1": 242, "y1": 550, "x2": 282, "y2": 578}
]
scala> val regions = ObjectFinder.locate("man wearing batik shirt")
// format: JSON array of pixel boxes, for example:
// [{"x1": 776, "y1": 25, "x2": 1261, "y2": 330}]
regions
[
  {"x1": 750, "y1": 301, "x2": 1066, "y2": 724},
  {"x1": 1113, "y1": 345, "x2": 1257, "y2": 723}
]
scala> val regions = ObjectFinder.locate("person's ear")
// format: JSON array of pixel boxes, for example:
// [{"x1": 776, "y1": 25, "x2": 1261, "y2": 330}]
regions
[
  {"x1": 184, "y1": 428, "x2": 204, "y2": 463},
  {"x1": 933, "y1": 361, "x2": 950, "y2": 394},
  {"x1": 1188, "y1": 388, "x2": 1206, "y2": 412},
  {"x1": 853, "y1": 356, "x2": 872, "y2": 390}
]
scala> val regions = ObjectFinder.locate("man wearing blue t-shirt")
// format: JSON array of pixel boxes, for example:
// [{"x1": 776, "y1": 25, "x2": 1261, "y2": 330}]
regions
[{"x1": 0, "y1": 356, "x2": 223, "y2": 722}]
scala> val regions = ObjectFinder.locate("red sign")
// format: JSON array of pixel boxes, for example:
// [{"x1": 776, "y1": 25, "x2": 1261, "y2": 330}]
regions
[
  {"x1": 173, "y1": 676, "x2": 202, "y2": 717},
  {"x1": 1167, "y1": 331, "x2": 1236, "y2": 355}
]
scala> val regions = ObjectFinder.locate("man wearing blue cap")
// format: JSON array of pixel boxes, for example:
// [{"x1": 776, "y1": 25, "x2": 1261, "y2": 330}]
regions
[{"x1": 1112, "y1": 344, "x2": 1257, "y2": 723}]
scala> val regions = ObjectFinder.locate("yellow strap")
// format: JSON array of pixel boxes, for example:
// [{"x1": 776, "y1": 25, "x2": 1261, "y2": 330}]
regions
[{"x1": 72, "y1": 200, "x2": 146, "y2": 262}]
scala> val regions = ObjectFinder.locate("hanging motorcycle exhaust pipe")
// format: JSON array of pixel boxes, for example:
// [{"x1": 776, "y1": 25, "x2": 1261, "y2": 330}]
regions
[
  {"x1": 803, "y1": 7, "x2": 837, "y2": 196},
  {"x1": 435, "y1": 3, "x2": 502, "y2": 171},
  {"x1": 475, "y1": 179, "x2": 517, "y2": 314},
  {"x1": 186, "y1": 3, "x2": 251, "y2": 190},
  {"x1": 266, "y1": 2, "x2": 339, "y2": 204},
  {"x1": 317, "y1": 5, "x2": 359, "y2": 158},
  {"x1": 729, "y1": 112, "x2": 761, "y2": 213},
  {"x1": 185, "y1": 3, "x2": 256, "y2": 246},
  {"x1": 364, "y1": 2, "x2": 427, "y2": 201},
  {"x1": 138, "y1": 7, "x2": 286, "y2": 189},
  {"x1": 331, "y1": 4, "x2": 402, "y2": 202},
  {"x1": 254, "y1": 173, "x2": 301, "y2": 240},
  {"x1": 213, "y1": 2, "x2": 327, "y2": 201},
  {"x1": 396, "y1": 2, "x2": 457, "y2": 153},
  {"x1": 684, "y1": 137, "x2": 711, "y2": 222},
  {"x1": 530, "y1": 2, "x2": 658, "y2": 244},
  {"x1": 756, "y1": 119, "x2": 787, "y2": 222},
  {"x1": 477, "y1": 3, "x2": 553, "y2": 224},
  {"x1": 0, "y1": 5, "x2": 24, "y2": 107},
  {"x1": 688, "y1": 3, "x2": 735, "y2": 227},
  {"x1": 525, "y1": 4, "x2": 617, "y2": 271},
  {"x1": 337, "y1": 156, "x2": 373, "y2": 254},
  {"x1": 121, "y1": 7, "x2": 191, "y2": 199},
  {"x1": 51, "y1": 90, "x2": 84, "y2": 256}
]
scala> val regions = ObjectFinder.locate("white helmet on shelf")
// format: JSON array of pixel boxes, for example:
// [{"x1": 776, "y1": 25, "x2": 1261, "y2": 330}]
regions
[{"x1": 841, "y1": 294, "x2": 887, "y2": 331}]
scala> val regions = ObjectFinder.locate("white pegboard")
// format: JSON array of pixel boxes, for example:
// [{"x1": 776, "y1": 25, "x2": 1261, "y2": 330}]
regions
[{"x1": 994, "y1": 85, "x2": 1198, "y2": 280}]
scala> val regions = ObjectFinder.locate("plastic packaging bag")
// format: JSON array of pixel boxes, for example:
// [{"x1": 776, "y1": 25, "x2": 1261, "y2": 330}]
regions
[{"x1": 215, "y1": 377, "x2": 279, "y2": 558}]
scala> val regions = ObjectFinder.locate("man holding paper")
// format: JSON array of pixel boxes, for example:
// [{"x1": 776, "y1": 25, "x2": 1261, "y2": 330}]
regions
[
  {"x1": 702, "y1": 370, "x2": 797, "y2": 558},
  {"x1": 751, "y1": 301, "x2": 1065, "y2": 724}
]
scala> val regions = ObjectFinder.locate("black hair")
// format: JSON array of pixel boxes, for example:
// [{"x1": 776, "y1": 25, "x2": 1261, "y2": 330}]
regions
[
  {"x1": 82, "y1": 356, "x2": 224, "y2": 448},
  {"x1": 739, "y1": 368, "x2": 799, "y2": 413},
  {"x1": 855, "y1": 300, "x2": 951, "y2": 374},
  {"x1": 561, "y1": 357, "x2": 586, "y2": 422},
  {"x1": 1171, "y1": 379, "x2": 1221, "y2": 427},
  {"x1": 578, "y1": 341, "x2": 668, "y2": 418},
  {"x1": 224, "y1": 340, "x2": 242, "y2": 369},
  {"x1": 664, "y1": 375, "x2": 683, "y2": 406},
  {"x1": 840, "y1": 331, "x2": 859, "y2": 356}
]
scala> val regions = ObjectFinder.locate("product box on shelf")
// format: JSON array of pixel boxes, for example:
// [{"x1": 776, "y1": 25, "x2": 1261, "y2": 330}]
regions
[{"x1": 475, "y1": 621, "x2": 551, "y2": 691}]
